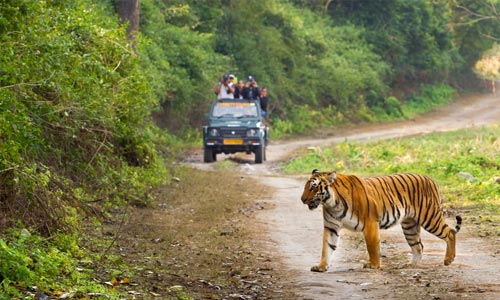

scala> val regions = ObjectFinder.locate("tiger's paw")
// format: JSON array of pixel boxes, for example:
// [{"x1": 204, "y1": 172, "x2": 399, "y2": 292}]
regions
[
  {"x1": 310, "y1": 264, "x2": 328, "y2": 272},
  {"x1": 363, "y1": 262, "x2": 380, "y2": 269},
  {"x1": 444, "y1": 257, "x2": 454, "y2": 266}
]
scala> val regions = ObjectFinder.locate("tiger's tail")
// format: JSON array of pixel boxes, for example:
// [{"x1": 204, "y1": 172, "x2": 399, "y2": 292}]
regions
[{"x1": 454, "y1": 215, "x2": 462, "y2": 233}]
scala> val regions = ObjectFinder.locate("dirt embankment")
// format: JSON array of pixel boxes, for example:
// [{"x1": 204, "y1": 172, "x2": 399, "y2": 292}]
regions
[{"x1": 197, "y1": 93, "x2": 500, "y2": 300}]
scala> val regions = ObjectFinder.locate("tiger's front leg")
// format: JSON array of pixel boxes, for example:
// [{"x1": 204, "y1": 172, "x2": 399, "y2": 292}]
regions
[
  {"x1": 311, "y1": 226, "x2": 339, "y2": 272},
  {"x1": 362, "y1": 221, "x2": 381, "y2": 269}
]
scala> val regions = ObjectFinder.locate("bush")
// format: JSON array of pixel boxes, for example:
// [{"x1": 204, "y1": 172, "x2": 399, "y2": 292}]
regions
[
  {"x1": 0, "y1": 0, "x2": 168, "y2": 234},
  {"x1": 403, "y1": 84, "x2": 455, "y2": 116},
  {"x1": 0, "y1": 229, "x2": 119, "y2": 298},
  {"x1": 0, "y1": 237, "x2": 33, "y2": 287},
  {"x1": 271, "y1": 104, "x2": 346, "y2": 137}
]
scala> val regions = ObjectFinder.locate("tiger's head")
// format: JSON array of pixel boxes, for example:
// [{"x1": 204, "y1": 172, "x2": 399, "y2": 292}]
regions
[{"x1": 301, "y1": 169, "x2": 337, "y2": 210}]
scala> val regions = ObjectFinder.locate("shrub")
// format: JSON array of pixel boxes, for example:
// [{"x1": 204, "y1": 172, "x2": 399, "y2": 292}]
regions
[
  {"x1": 403, "y1": 84, "x2": 455, "y2": 116},
  {"x1": 0, "y1": 0, "x2": 168, "y2": 234}
]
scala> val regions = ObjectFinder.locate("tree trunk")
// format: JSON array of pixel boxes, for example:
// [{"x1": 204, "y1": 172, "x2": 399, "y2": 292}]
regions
[
  {"x1": 115, "y1": 0, "x2": 139, "y2": 52},
  {"x1": 323, "y1": 0, "x2": 333, "y2": 16}
]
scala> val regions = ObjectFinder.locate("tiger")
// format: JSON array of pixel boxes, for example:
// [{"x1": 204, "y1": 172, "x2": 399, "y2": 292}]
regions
[{"x1": 300, "y1": 169, "x2": 462, "y2": 272}]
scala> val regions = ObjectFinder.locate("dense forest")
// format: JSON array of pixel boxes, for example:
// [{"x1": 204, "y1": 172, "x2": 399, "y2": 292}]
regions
[{"x1": 1, "y1": 0, "x2": 499, "y2": 298}]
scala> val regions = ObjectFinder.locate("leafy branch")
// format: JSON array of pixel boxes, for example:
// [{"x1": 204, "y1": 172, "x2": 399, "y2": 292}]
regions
[{"x1": 453, "y1": 0, "x2": 500, "y2": 27}]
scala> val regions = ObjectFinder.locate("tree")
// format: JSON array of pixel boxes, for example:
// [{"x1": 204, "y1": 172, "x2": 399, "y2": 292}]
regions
[
  {"x1": 474, "y1": 44, "x2": 500, "y2": 94},
  {"x1": 448, "y1": 0, "x2": 500, "y2": 87},
  {"x1": 116, "y1": 0, "x2": 140, "y2": 51},
  {"x1": 312, "y1": 0, "x2": 461, "y2": 86}
]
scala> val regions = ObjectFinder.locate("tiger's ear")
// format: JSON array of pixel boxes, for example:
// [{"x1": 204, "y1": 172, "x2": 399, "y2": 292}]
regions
[
  {"x1": 327, "y1": 171, "x2": 337, "y2": 184},
  {"x1": 312, "y1": 169, "x2": 320, "y2": 175}
]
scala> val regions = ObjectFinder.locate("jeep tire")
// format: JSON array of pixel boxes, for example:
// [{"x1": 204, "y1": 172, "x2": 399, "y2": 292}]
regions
[
  {"x1": 255, "y1": 144, "x2": 264, "y2": 164},
  {"x1": 204, "y1": 147, "x2": 214, "y2": 163}
]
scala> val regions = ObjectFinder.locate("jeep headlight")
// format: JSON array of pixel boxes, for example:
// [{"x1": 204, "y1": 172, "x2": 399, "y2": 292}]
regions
[
  {"x1": 209, "y1": 128, "x2": 219, "y2": 136},
  {"x1": 247, "y1": 129, "x2": 257, "y2": 137}
]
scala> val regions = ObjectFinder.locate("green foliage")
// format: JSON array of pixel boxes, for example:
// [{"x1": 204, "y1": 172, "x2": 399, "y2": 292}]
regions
[
  {"x1": 271, "y1": 104, "x2": 345, "y2": 137},
  {"x1": 217, "y1": 2, "x2": 390, "y2": 114},
  {"x1": 0, "y1": 237, "x2": 33, "y2": 286},
  {"x1": 317, "y1": 0, "x2": 463, "y2": 83},
  {"x1": 88, "y1": 0, "x2": 493, "y2": 137},
  {"x1": 139, "y1": 0, "x2": 228, "y2": 131},
  {"x1": 452, "y1": 0, "x2": 500, "y2": 85},
  {"x1": 282, "y1": 125, "x2": 500, "y2": 212},
  {"x1": 370, "y1": 96, "x2": 405, "y2": 121},
  {"x1": 0, "y1": 0, "x2": 168, "y2": 232},
  {"x1": 403, "y1": 83, "x2": 455, "y2": 117},
  {"x1": 0, "y1": 229, "x2": 120, "y2": 299},
  {"x1": 271, "y1": 84, "x2": 454, "y2": 138}
]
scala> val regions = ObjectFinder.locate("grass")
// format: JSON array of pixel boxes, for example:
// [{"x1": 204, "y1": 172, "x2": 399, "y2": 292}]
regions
[{"x1": 281, "y1": 125, "x2": 500, "y2": 235}]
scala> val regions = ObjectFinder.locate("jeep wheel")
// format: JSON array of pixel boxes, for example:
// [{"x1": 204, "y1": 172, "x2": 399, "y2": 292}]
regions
[
  {"x1": 204, "y1": 147, "x2": 214, "y2": 163},
  {"x1": 255, "y1": 145, "x2": 264, "y2": 164}
]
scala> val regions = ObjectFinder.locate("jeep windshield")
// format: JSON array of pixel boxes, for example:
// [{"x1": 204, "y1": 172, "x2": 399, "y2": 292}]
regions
[{"x1": 211, "y1": 101, "x2": 259, "y2": 119}]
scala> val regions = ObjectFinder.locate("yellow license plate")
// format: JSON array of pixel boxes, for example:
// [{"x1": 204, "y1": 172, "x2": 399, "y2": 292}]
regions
[{"x1": 224, "y1": 138, "x2": 243, "y2": 145}]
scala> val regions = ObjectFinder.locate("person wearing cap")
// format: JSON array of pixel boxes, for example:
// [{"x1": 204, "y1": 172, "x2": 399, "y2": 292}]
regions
[
  {"x1": 228, "y1": 74, "x2": 236, "y2": 90},
  {"x1": 214, "y1": 74, "x2": 234, "y2": 99},
  {"x1": 242, "y1": 75, "x2": 260, "y2": 100},
  {"x1": 228, "y1": 74, "x2": 237, "y2": 94}
]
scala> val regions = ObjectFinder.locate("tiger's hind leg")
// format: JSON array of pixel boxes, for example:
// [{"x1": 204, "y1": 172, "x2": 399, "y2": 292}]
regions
[
  {"x1": 401, "y1": 218, "x2": 423, "y2": 265},
  {"x1": 442, "y1": 216, "x2": 462, "y2": 265},
  {"x1": 423, "y1": 215, "x2": 461, "y2": 266},
  {"x1": 443, "y1": 229, "x2": 456, "y2": 266}
]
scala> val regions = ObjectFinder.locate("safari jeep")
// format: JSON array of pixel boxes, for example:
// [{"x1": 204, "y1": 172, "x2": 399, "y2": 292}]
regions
[{"x1": 203, "y1": 98, "x2": 268, "y2": 163}]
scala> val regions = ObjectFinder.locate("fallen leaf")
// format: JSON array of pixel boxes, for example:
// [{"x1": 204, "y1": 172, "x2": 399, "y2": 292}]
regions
[
  {"x1": 103, "y1": 281, "x2": 114, "y2": 287},
  {"x1": 120, "y1": 277, "x2": 130, "y2": 284},
  {"x1": 59, "y1": 292, "x2": 72, "y2": 299},
  {"x1": 111, "y1": 277, "x2": 119, "y2": 286},
  {"x1": 128, "y1": 291, "x2": 141, "y2": 296},
  {"x1": 168, "y1": 285, "x2": 183, "y2": 292}
]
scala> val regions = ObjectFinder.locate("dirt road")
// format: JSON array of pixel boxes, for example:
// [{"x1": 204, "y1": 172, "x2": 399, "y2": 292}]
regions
[{"x1": 193, "y1": 93, "x2": 500, "y2": 299}]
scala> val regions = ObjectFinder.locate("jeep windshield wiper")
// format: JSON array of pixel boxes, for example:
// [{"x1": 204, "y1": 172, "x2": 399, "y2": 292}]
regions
[
  {"x1": 237, "y1": 114, "x2": 257, "y2": 118},
  {"x1": 216, "y1": 114, "x2": 235, "y2": 118}
]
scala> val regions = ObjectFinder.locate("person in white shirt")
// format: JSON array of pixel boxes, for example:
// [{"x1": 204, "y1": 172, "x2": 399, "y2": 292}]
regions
[{"x1": 214, "y1": 74, "x2": 234, "y2": 99}]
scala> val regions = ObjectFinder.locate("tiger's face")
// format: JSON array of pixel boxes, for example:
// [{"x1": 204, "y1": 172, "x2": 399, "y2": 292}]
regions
[{"x1": 301, "y1": 169, "x2": 336, "y2": 210}]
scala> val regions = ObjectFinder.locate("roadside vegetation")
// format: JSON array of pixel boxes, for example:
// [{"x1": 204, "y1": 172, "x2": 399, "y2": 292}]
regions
[
  {"x1": 272, "y1": 83, "x2": 456, "y2": 137},
  {"x1": 281, "y1": 125, "x2": 500, "y2": 236},
  {"x1": 1, "y1": 168, "x2": 294, "y2": 300},
  {"x1": 1, "y1": 0, "x2": 500, "y2": 299}
]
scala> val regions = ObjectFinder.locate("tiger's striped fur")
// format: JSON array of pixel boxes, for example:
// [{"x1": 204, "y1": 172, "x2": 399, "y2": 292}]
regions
[{"x1": 300, "y1": 169, "x2": 462, "y2": 272}]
